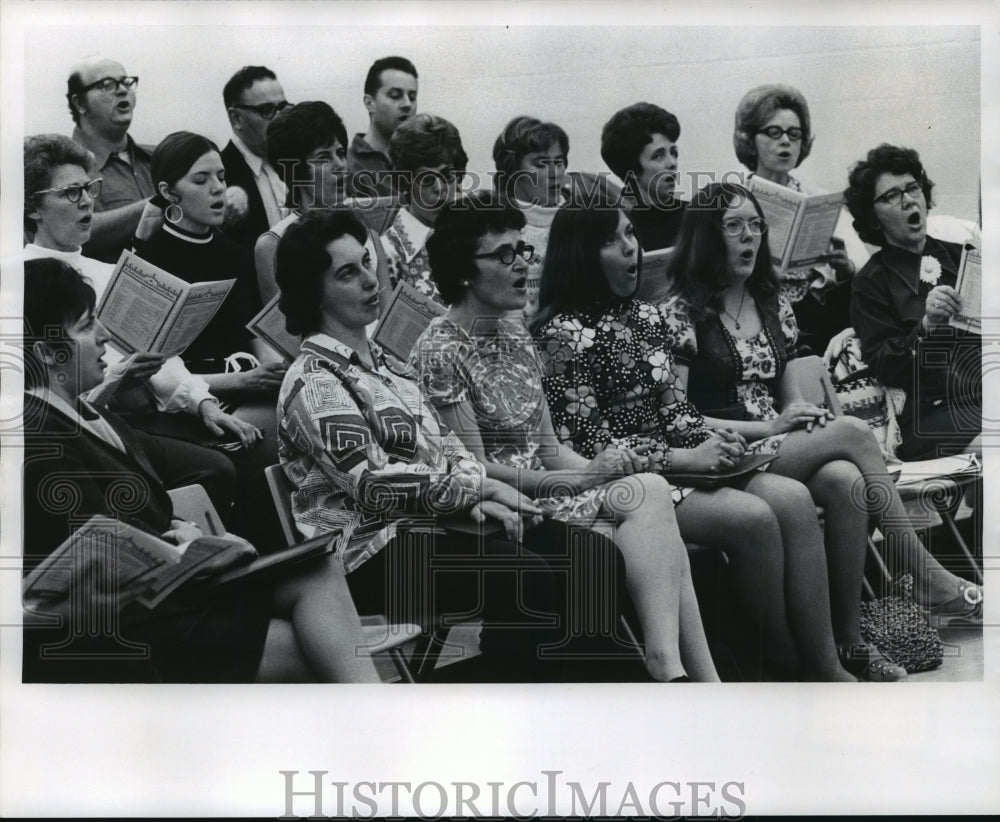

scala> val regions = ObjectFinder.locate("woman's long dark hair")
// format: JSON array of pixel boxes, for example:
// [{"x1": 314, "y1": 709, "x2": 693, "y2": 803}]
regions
[
  {"x1": 532, "y1": 205, "x2": 642, "y2": 332},
  {"x1": 665, "y1": 182, "x2": 778, "y2": 321}
]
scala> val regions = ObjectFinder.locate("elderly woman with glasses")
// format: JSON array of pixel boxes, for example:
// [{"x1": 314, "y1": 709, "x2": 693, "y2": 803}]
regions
[
  {"x1": 845, "y1": 144, "x2": 982, "y2": 462},
  {"x1": 733, "y1": 84, "x2": 868, "y2": 356}
]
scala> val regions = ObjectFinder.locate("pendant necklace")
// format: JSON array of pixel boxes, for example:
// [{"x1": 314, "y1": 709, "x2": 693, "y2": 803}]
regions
[{"x1": 722, "y1": 288, "x2": 748, "y2": 330}]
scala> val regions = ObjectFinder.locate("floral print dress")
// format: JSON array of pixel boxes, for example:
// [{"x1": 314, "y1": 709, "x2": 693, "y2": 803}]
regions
[
  {"x1": 412, "y1": 315, "x2": 612, "y2": 524},
  {"x1": 661, "y1": 295, "x2": 800, "y2": 455},
  {"x1": 535, "y1": 299, "x2": 718, "y2": 505}
]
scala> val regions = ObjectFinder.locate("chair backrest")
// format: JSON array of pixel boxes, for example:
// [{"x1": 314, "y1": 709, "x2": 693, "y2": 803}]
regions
[
  {"x1": 166, "y1": 484, "x2": 226, "y2": 536},
  {"x1": 264, "y1": 464, "x2": 301, "y2": 547},
  {"x1": 784, "y1": 355, "x2": 843, "y2": 416}
]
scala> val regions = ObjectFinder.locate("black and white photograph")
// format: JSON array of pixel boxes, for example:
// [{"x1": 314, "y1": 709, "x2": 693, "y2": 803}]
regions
[{"x1": 1, "y1": 0, "x2": 997, "y2": 817}]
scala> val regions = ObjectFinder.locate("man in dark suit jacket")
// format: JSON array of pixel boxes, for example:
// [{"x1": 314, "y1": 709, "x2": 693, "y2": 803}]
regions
[{"x1": 220, "y1": 66, "x2": 291, "y2": 254}]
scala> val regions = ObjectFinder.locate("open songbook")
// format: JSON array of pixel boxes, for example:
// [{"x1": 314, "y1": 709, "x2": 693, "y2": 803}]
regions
[
  {"x1": 246, "y1": 293, "x2": 302, "y2": 362},
  {"x1": 372, "y1": 280, "x2": 446, "y2": 362},
  {"x1": 22, "y1": 516, "x2": 336, "y2": 610},
  {"x1": 97, "y1": 250, "x2": 235, "y2": 358},
  {"x1": 748, "y1": 176, "x2": 844, "y2": 272},
  {"x1": 948, "y1": 244, "x2": 981, "y2": 334}
]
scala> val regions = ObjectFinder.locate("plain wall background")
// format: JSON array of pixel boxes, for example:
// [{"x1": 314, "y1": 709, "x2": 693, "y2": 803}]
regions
[{"x1": 23, "y1": 25, "x2": 980, "y2": 220}]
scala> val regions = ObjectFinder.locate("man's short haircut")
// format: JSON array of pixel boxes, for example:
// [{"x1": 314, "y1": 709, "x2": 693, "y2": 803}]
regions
[
  {"x1": 223, "y1": 65, "x2": 278, "y2": 108},
  {"x1": 24, "y1": 133, "x2": 95, "y2": 234},
  {"x1": 426, "y1": 190, "x2": 527, "y2": 306},
  {"x1": 492, "y1": 116, "x2": 569, "y2": 201},
  {"x1": 65, "y1": 70, "x2": 87, "y2": 126},
  {"x1": 600, "y1": 102, "x2": 681, "y2": 182},
  {"x1": 276, "y1": 209, "x2": 369, "y2": 336},
  {"x1": 23, "y1": 257, "x2": 98, "y2": 389},
  {"x1": 364, "y1": 56, "x2": 418, "y2": 97},
  {"x1": 266, "y1": 101, "x2": 348, "y2": 206}
]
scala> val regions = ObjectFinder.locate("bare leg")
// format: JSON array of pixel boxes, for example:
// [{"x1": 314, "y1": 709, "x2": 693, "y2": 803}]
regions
[
  {"x1": 805, "y1": 461, "x2": 867, "y2": 646},
  {"x1": 770, "y1": 416, "x2": 970, "y2": 605},
  {"x1": 674, "y1": 486, "x2": 799, "y2": 679},
  {"x1": 741, "y1": 472, "x2": 855, "y2": 682},
  {"x1": 255, "y1": 619, "x2": 318, "y2": 682},
  {"x1": 263, "y1": 554, "x2": 381, "y2": 683},
  {"x1": 600, "y1": 474, "x2": 719, "y2": 682}
]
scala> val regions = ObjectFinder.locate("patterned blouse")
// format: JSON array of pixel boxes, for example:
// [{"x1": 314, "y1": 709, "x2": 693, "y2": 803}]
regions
[
  {"x1": 381, "y1": 207, "x2": 440, "y2": 302},
  {"x1": 535, "y1": 299, "x2": 716, "y2": 503},
  {"x1": 277, "y1": 332, "x2": 484, "y2": 573},
  {"x1": 412, "y1": 314, "x2": 610, "y2": 523},
  {"x1": 661, "y1": 295, "x2": 800, "y2": 453}
]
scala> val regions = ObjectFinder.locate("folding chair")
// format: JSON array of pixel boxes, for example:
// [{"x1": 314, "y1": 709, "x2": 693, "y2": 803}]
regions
[
  {"x1": 263, "y1": 466, "x2": 439, "y2": 682},
  {"x1": 787, "y1": 355, "x2": 983, "y2": 589}
]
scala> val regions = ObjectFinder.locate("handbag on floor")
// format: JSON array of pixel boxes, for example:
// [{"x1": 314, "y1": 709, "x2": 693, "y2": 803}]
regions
[{"x1": 859, "y1": 573, "x2": 943, "y2": 673}]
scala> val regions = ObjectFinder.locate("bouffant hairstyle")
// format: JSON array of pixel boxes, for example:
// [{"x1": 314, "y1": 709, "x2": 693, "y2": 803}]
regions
[
  {"x1": 23, "y1": 257, "x2": 98, "y2": 389},
  {"x1": 844, "y1": 143, "x2": 935, "y2": 247},
  {"x1": 600, "y1": 102, "x2": 681, "y2": 181},
  {"x1": 275, "y1": 209, "x2": 369, "y2": 336},
  {"x1": 665, "y1": 182, "x2": 778, "y2": 321},
  {"x1": 388, "y1": 113, "x2": 468, "y2": 198},
  {"x1": 732, "y1": 84, "x2": 814, "y2": 172},
  {"x1": 532, "y1": 205, "x2": 643, "y2": 332},
  {"x1": 492, "y1": 116, "x2": 569, "y2": 202},
  {"x1": 266, "y1": 101, "x2": 349, "y2": 208},
  {"x1": 24, "y1": 133, "x2": 95, "y2": 234},
  {"x1": 426, "y1": 190, "x2": 526, "y2": 306}
]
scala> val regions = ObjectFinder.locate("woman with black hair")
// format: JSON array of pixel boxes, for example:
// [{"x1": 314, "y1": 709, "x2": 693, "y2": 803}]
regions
[
  {"x1": 845, "y1": 143, "x2": 981, "y2": 461},
  {"x1": 533, "y1": 202, "x2": 867, "y2": 682},
  {"x1": 273, "y1": 208, "x2": 657, "y2": 682},
  {"x1": 411, "y1": 190, "x2": 720, "y2": 682}
]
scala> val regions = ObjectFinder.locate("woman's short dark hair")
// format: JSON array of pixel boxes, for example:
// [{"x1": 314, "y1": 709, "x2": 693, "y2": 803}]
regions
[
  {"x1": 844, "y1": 143, "x2": 935, "y2": 247},
  {"x1": 733, "y1": 84, "x2": 814, "y2": 172},
  {"x1": 23, "y1": 257, "x2": 98, "y2": 389},
  {"x1": 151, "y1": 131, "x2": 221, "y2": 189},
  {"x1": 276, "y1": 209, "x2": 369, "y2": 336},
  {"x1": 426, "y1": 190, "x2": 526, "y2": 306},
  {"x1": 533, "y1": 205, "x2": 643, "y2": 332},
  {"x1": 666, "y1": 182, "x2": 777, "y2": 321},
  {"x1": 492, "y1": 116, "x2": 569, "y2": 201},
  {"x1": 266, "y1": 101, "x2": 349, "y2": 208},
  {"x1": 600, "y1": 102, "x2": 681, "y2": 182},
  {"x1": 389, "y1": 113, "x2": 468, "y2": 197},
  {"x1": 23, "y1": 134, "x2": 94, "y2": 234}
]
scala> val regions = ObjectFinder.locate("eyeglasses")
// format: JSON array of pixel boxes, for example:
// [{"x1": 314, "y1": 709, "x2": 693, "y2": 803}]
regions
[
  {"x1": 756, "y1": 126, "x2": 803, "y2": 142},
  {"x1": 232, "y1": 100, "x2": 292, "y2": 120},
  {"x1": 473, "y1": 241, "x2": 535, "y2": 266},
  {"x1": 34, "y1": 178, "x2": 103, "y2": 203},
  {"x1": 872, "y1": 180, "x2": 924, "y2": 207},
  {"x1": 82, "y1": 76, "x2": 139, "y2": 94},
  {"x1": 721, "y1": 217, "x2": 767, "y2": 236}
]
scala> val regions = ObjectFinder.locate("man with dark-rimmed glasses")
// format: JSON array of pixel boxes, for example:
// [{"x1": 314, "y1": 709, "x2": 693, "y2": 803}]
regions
[
  {"x1": 220, "y1": 65, "x2": 291, "y2": 256},
  {"x1": 67, "y1": 56, "x2": 153, "y2": 263}
]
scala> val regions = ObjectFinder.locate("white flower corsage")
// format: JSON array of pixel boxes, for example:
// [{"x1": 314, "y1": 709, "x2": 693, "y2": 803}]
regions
[{"x1": 919, "y1": 256, "x2": 942, "y2": 286}]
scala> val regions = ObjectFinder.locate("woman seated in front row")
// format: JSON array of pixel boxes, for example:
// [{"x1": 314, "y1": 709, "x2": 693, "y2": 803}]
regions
[
  {"x1": 410, "y1": 191, "x2": 719, "y2": 683},
  {"x1": 533, "y1": 202, "x2": 898, "y2": 681},
  {"x1": 844, "y1": 144, "x2": 982, "y2": 462},
  {"x1": 273, "y1": 209, "x2": 664, "y2": 682},
  {"x1": 661, "y1": 181, "x2": 982, "y2": 626},
  {"x1": 22, "y1": 257, "x2": 381, "y2": 683}
]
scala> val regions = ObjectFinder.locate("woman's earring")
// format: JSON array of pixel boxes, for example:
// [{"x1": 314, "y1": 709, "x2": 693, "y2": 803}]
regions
[
  {"x1": 461, "y1": 280, "x2": 470, "y2": 287},
  {"x1": 164, "y1": 202, "x2": 184, "y2": 224}
]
